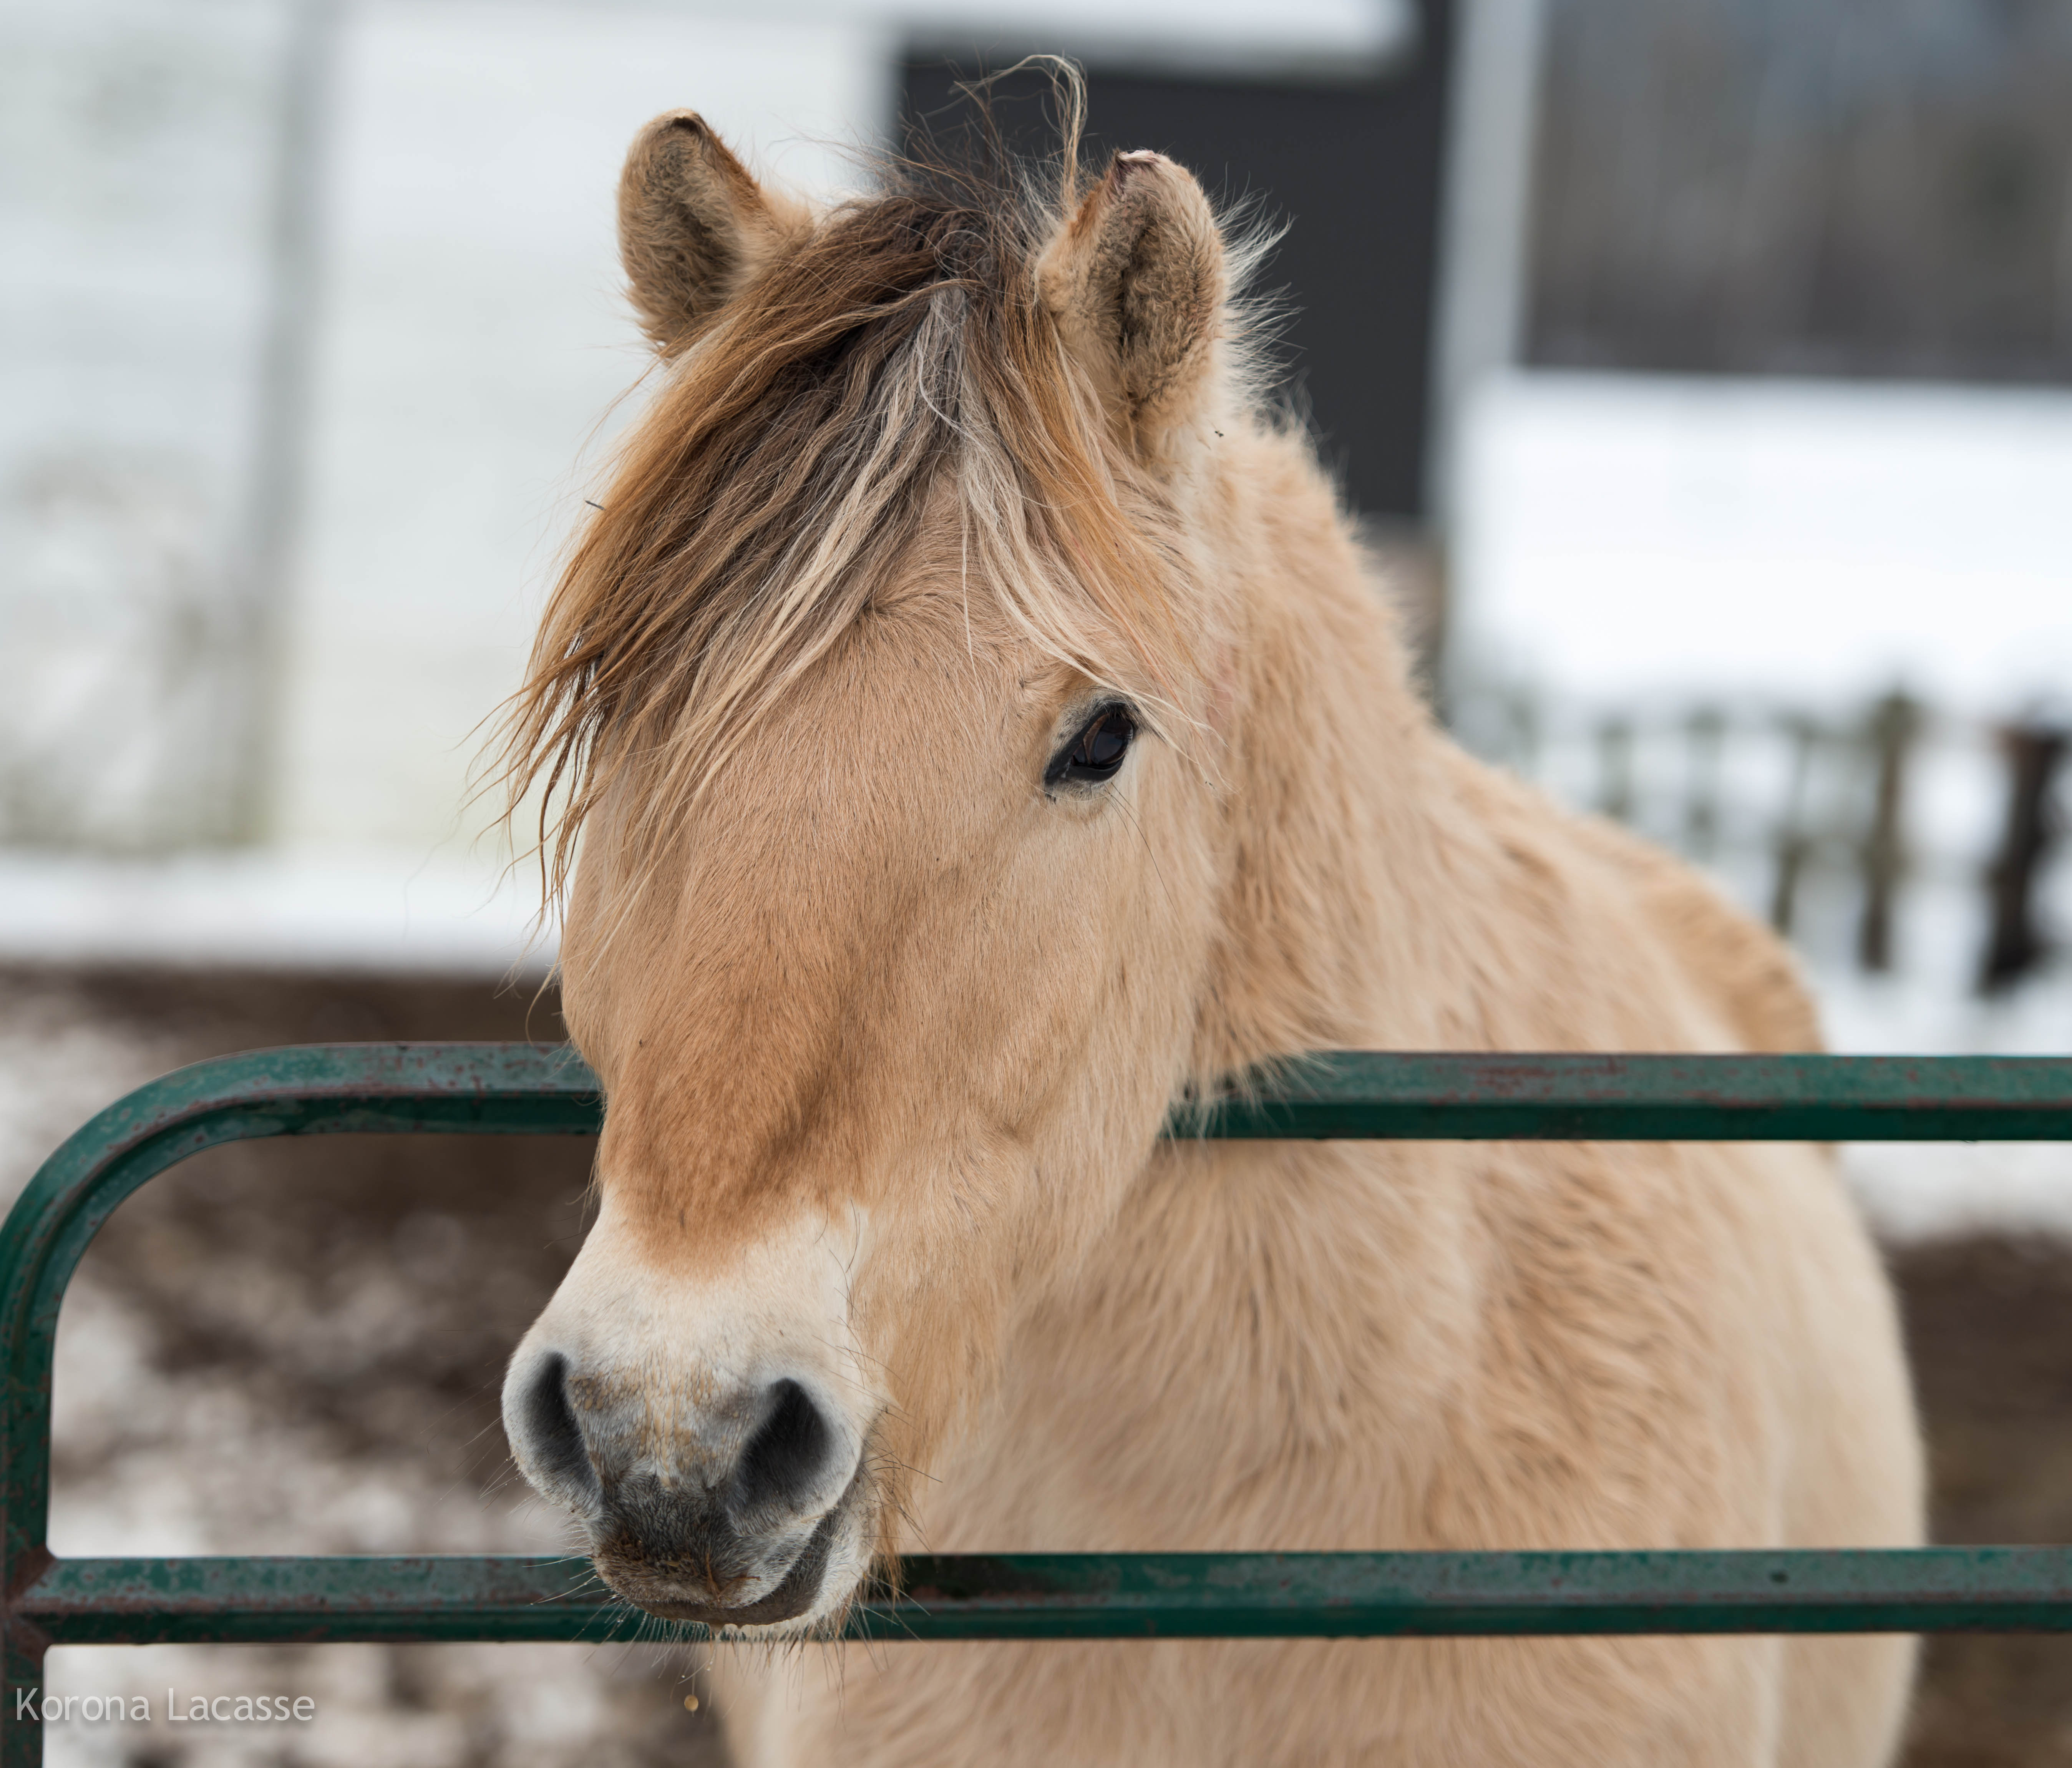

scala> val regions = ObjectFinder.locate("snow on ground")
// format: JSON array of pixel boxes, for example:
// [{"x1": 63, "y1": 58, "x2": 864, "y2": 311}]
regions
[
  {"x1": 0, "y1": 981, "x2": 173, "y2": 1218},
  {"x1": 1766, "y1": 868, "x2": 2068, "y2": 1244},
  {"x1": 0, "y1": 848, "x2": 554, "y2": 978},
  {"x1": 1823, "y1": 954, "x2": 2072, "y2": 1244},
  {"x1": 1452, "y1": 371, "x2": 2072, "y2": 717}
]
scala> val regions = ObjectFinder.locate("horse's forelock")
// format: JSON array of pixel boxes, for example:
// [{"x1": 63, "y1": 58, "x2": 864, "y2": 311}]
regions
[{"x1": 492, "y1": 151, "x2": 1197, "y2": 911}]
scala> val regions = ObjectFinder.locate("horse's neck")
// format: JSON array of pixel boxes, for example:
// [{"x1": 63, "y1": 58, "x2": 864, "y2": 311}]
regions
[
  {"x1": 1191, "y1": 438, "x2": 1481, "y2": 1077},
  {"x1": 933, "y1": 449, "x2": 1585, "y2": 1548},
  {"x1": 942, "y1": 448, "x2": 1804, "y2": 1548},
  {"x1": 1198, "y1": 450, "x2": 1799, "y2": 1068}
]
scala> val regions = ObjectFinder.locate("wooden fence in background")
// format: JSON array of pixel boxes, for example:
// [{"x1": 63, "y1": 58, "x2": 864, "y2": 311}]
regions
[{"x1": 1458, "y1": 689, "x2": 2068, "y2": 996}]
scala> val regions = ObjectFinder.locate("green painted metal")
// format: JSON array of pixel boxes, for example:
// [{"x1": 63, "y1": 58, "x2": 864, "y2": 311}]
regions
[
  {"x1": 13, "y1": 1547, "x2": 2072, "y2": 1647},
  {"x1": 4, "y1": 1043, "x2": 2072, "y2": 1763},
  {"x1": 1190, "y1": 1050, "x2": 2072, "y2": 1140},
  {"x1": 0, "y1": 1043, "x2": 599, "y2": 1761}
]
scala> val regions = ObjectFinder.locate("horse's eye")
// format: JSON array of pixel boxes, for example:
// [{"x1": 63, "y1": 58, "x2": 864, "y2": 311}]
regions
[{"x1": 1047, "y1": 703, "x2": 1137, "y2": 789}]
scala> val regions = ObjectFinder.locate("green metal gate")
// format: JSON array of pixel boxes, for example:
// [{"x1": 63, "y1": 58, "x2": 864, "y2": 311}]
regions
[{"x1": 5, "y1": 1043, "x2": 2071, "y2": 1761}]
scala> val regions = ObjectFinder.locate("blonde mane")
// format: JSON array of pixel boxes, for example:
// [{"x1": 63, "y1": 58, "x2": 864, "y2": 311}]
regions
[{"x1": 494, "y1": 127, "x2": 1236, "y2": 903}]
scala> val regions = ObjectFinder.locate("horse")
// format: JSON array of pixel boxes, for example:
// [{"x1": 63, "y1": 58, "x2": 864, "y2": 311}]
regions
[{"x1": 494, "y1": 93, "x2": 1923, "y2": 1767}]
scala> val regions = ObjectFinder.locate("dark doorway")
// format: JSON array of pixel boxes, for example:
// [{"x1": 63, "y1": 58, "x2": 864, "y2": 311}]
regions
[{"x1": 901, "y1": 14, "x2": 1456, "y2": 522}]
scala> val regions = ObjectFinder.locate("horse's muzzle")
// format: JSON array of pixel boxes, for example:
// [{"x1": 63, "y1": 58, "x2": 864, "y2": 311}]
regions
[{"x1": 504, "y1": 1349, "x2": 864, "y2": 1627}]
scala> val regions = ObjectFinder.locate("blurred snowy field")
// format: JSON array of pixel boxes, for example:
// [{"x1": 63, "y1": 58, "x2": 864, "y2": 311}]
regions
[
  {"x1": 1452, "y1": 372, "x2": 2072, "y2": 716},
  {"x1": 0, "y1": 848, "x2": 553, "y2": 975}
]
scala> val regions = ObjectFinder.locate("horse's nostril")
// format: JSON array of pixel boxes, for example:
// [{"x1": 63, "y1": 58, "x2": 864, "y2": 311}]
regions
[
  {"x1": 731, "y1": 1378, "x2": 832, "y2": 1520},
  {"x1": 519, "y1": 1352, "x2": 595, "y2": 1497}
]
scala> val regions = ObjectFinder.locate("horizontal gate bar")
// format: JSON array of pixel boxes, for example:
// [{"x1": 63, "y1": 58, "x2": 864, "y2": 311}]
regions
[
  {"x1": 13, "y1": 1047, "x2": 2072, "y2": 1186},
  {"x1": 1191, "y1": 1051, "x2": 2072, "y2": 1140},
  {"x1": 18, "y1": 1549, "x2": 2072, "y2": 1643}
]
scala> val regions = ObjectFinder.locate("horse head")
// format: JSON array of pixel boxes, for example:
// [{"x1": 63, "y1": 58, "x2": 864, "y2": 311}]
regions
[{"x1": 499, "y1": 107, "x2": 1262, "y2": 1633}]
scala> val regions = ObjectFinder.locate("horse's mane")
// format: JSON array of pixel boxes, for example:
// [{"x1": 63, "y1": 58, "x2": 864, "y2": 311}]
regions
[{"x1": 493, "y1": 85, "x2": 1213, "y2": 904}]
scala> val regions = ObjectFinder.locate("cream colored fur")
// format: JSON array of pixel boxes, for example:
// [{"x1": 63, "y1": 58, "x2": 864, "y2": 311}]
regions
[{"x1": 508, "y1": 110, "x2": 1924, "y2": 1768}]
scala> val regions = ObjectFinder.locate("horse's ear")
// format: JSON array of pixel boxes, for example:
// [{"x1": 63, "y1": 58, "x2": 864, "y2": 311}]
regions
[
  {"x1": 1037, "y1": 151, "x2": 1229, "y2": 462},
  {"x1": 618, "y1": 111, "x2": 807, "y2": 352}
]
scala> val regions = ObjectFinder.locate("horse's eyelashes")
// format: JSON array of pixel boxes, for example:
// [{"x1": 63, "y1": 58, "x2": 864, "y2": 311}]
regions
[{"x1": 1047, "y1": 704, "x2": 1137, "y2": 790}]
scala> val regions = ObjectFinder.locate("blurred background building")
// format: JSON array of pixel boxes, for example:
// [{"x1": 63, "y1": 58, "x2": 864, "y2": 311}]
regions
[
  {"x1": 3, "y1": 0, "x2": 2064, "y2": 1035},
  {"x1": 3, "y1": 2, "x2": 2070, "y2": 1760}
]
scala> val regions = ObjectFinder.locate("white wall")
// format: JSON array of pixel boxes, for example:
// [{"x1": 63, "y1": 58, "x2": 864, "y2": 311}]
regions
[
  {"x1": 0, "y1": 0, "x2": 286, "y2": 848},
  {"x1": 272, "y1": 0, "x2": 894, "y2": 862}
]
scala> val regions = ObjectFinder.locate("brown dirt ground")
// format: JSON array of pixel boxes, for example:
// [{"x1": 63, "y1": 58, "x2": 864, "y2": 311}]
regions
[
  {"x1": 1896, "y1": 1237, "x2": 2072, "y2": 1765},
  {"x1": 13, "y1": 964, "x2": 2071, "y2": 1764}
]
